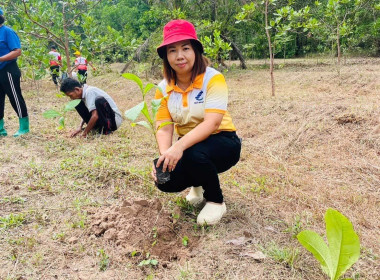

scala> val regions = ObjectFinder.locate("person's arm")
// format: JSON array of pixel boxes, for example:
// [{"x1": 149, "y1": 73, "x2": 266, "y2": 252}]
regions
[
  {"x1": 0, "y1": 49, "x2": 21, "y2": 62},
  {"x1": 156, "y1": 112, "x2": 223, "y2": 172},
  {"x1": 82, "y1": 110, "x2": 98, "y2": 137},
  {"x1": 156, "y1": 120, "x2": 174, "y2": 154},
  {"x1": 70, "y1": 120, "x2": 85, "y2": 137},
  {"x1": 88, "y1": 60, "x2": 96, "y2": 70}
]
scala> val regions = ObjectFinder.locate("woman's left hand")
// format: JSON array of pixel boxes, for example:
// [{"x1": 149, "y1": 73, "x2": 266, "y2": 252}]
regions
[{"x1": 156, "y1": 143, "x2": 184, "y2": 172}]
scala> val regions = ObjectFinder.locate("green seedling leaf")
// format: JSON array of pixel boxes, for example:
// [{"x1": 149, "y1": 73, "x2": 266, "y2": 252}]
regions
[
  {"x1": 58, "y1": 116, "x2": 65, "y2": 130},
  {"x1": 157, "y1": 121, "x2": 174, "y2": 131},
  {"x1": 43, "y1": 110, "x2": 62, "y2": 119},
  {"x1": 135, "y1": 121, "x2": 152, "y2": 131},
  {"x1": 151, "y1": 98, "x2": 162, "y2": 118},
  {"x1": 122, "y1": 73, "x2": 143, "y2": 92},
  {"x1": 150, "y1": 259, "x2": 158, "y2": 266},
  {"x1": 297, "y1": 230, "x2": 332, "y2": 276},
  {"x1": 56, "y1": 92, "x2": 65, "y2": 98},
  {"x1": 64, "y1": 99, "x2": 81, "y2": 112},
  {"x1": 297, "y1": 209, "x2": 360, "y2": 280},
  {"x1": 138, "y1": 259, "x2": 150, "y2": 266},
  {"x1": 325, "y1": 209, "x2": 360, "y2": 280},
  {"x1": 141, "y1": 102, "x2": 153, "y2": 124},
  {"x1": 125, "y1": 101, "x2": 144, "y2": 121},
  {"x1": 143, "y1": 83, "x2": 156, "y2": 97},
  {"x1": 182, "y1": 236, "x2": 189, "y2": 246}
]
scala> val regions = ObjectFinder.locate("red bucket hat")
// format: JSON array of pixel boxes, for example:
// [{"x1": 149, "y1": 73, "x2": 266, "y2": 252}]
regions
[{"x1": 157, "y1": 19, "x2": 204, "y2": 59}]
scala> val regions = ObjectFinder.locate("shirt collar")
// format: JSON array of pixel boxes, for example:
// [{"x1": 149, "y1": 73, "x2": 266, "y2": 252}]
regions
[{"x1": 166, "y1": 72, "x2": 205, "y2": 94}]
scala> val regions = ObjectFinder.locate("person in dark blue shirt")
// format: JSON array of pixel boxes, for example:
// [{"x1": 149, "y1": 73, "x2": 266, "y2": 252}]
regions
[{"x1": 0, "y1": 7, "x2": 29, "y2": 137}]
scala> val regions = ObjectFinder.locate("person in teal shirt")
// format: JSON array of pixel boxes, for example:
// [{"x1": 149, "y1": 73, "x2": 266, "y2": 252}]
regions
[{"x1": 0, "y1": 7, "x2": 29, "y2": 137}]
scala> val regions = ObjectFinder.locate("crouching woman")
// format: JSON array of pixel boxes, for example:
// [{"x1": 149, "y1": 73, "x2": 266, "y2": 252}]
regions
[{"x1": 152, "y1": 20, "x2": 241, "y2": 225}]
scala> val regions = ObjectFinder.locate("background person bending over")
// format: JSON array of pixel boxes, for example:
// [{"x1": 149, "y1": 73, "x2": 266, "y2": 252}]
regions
[
  {"x1": 60, "y1": 78, "x2": 122, "y2": 137},
  {"x1": 0, "y1": 7, "x2": 29, "y2": 137},
  {"x1": 152, "y1": 19, "x2": 241, "y2": 225},
  {"x1": 48, "y1": 46, "x2": 62, "y2": 86},
  {"x1": 73, "y1": 50, "x2": 95, "y2": 85}
]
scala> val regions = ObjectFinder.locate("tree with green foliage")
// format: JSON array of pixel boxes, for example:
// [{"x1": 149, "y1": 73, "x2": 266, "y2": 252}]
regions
[
  {"x1": 311, "y1": 0, "x2": 365, "y2": 73},
  {"x1": 236, "y1": 0, "x2": 316, "y2": 96}
]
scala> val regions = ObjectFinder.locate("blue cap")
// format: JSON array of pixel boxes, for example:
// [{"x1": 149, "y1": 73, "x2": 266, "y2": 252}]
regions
[{"x1": 0, "y1": 8, "x2": 3, "y2": 16}]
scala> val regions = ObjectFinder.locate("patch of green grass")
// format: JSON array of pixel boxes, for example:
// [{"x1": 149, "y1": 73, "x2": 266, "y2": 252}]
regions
[
  {"x1": 52, "y1": 232, "x2": 66, "y2": 242},
  {"x1": 31, "y1": 252, "x2": 43, "y2": 267},
  {"x1": 0, "y1": 213, "x2": 26, "y2": 229},
  {"x1": 97, "y1": 249, "x2": 110, "y2": 271},
  {"x1": 68, "y1": 210, "x2": 87, "y2": 229},
  {"x1": 174, "y1": 197, "x2": 195, "y2": 214},
  {"x1": 0, "y1": 197, "x2": 26, "y2": 204},
  {"x1": 266, "y1": 242, "x2": 299, "y2": 269},
  {"x1": 7, "y1": 236, "x2": 37, "y2": 249},
  {"x1": 284, "y1": 215, "x2": 305, "y2": 238}
]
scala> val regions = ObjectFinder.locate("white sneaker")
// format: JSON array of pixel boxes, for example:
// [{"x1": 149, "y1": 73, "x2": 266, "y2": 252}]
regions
[
  {"x1": 185, "y1": 187, "x2": 204, "y2": 206},
  {"x1": 197, "y1": 202, "x2": 227, "y2": 225}
]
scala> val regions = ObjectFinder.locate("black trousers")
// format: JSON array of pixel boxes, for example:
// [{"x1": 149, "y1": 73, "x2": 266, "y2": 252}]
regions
[
  {"x1": 78, "y1": 69, "x2": 87, "y2": 85},
  {"x1": 0, "y1": 61, "x2": 28, "y2": 119},
  {"x1": 50, "y1": 65, "x2": 60, "y2": 85},
  {"x1": 156, "y1": 131, "x2": 241, "y2": 203},
  {"x1": 75, "y1": 97, "x2": 117, "y2": 134}
]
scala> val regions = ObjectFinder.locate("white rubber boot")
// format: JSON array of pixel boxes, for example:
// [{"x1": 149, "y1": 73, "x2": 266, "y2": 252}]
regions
[
  {"x1": 197, "y1": 202, "x2": 227, "y2": 225},
  {"x1": 185, "y1": 187, "x2": 204, "y2": 206}
]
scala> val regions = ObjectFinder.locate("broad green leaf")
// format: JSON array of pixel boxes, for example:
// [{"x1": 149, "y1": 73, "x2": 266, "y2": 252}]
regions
[
  {"x1": 135, "y1": 121, "x2": 152, "y2": 131},
  {"x1": 143, "y1": 83, "x2": 156, "y2": 97},
  {"x1": 325, "y1": 209, "x2": 360, "y2": 280},
  {"x1": 125, "y1": 101, "x2": 144, "y2": 121},
  {"x1": 297, "y1": 230, "x2": 332, "y2": 277},
  {"x1": 122, "y1": 73, "x2": 143, "y2": 92},
  {"x1": 150, "y1": 259, "x2": 158, "y2": 266},
  {"x1": 157, "y1": 121, "x2": 173, "y2": 131},
  {"x1": 58, "y1": 116, "x2": 65, "y2": 129},
  {"x1": 151, "y1": 98, "x2": 162, "y2": 118},
  {"x1": 141, "y1": 101, "x2": 153, "y2": 125},
  {"x1": 64, "y1": 99, "x2": 81, "y2": 112},
  {"x1": 43, "y1": 110, "x2": 62, "y2": 119}
]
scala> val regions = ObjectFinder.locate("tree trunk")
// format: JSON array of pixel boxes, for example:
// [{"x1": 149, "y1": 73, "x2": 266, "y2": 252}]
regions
[
  {"x1": 62, "y1": 4, "x2": 72, "y2": 76},
  {"x1": 265, "y1": 0, "x2": 275, "y2": 97},
  {"x1": 121, "y1": 36, "x2": 151, "y2": 73},
  {"x1": 336, "y1": 23, "x2": 341, "y2": 75},
  {"x1": 220, "y1": 34, "x2": 247, "y2": 69}
]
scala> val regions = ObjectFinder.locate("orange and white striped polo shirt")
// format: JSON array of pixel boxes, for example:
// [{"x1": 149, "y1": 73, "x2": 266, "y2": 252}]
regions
[{"x1": 155, "y1": 67, "x2": 236, "y2": 137}]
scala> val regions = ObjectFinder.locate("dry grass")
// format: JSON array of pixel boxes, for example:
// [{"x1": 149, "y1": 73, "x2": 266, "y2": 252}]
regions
[{"x1": 0, "y1": 58, "x2": 379, "y2": 280}]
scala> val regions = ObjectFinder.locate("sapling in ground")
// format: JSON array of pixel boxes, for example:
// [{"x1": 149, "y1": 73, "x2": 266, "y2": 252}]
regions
[
  {"x1": 43, "y1": 99, "x2": 81, "y2": 130},
  {"x1": 122, "y1": 73, "x2": 173, "y2": 184},
  {"x1": 297, "y1": 208, "x2": 360, "y2": 280}
]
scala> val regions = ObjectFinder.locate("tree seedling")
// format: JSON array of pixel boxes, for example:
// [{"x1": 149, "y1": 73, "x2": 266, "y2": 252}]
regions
[
  {"x1": 297, "y1": 208, "x2": 360, "y2": 280},
  {"x1": 138, "y1": 258, "x2": 159, "y2": 267},
  {"x1": 43, "y1": 99, "x2": 81, "y2": 130},
  {"x1": 182, "y1": 236, "x2": 189, "y2": 247},
  {"x1": 122, "y1": 73, "x2": 173, "y2": 184},
  {"x1": 97, "y1": 249, "x2": 110, "y2": 271}
]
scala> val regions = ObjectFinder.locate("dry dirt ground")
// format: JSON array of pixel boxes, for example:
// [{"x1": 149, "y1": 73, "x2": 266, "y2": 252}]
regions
[{"x1": 0, "y1": 58, "x2": 379, "y2": 280}]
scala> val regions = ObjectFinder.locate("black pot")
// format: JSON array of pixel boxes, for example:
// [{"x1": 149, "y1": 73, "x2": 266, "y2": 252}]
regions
[{"x1": 153, "y1": 158, "x2": 171, "y2": 185}]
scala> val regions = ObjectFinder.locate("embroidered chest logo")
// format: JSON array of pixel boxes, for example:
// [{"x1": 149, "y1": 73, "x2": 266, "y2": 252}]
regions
[{"x1": 194, "y1": 91, "x2": 204, "y2": 104}]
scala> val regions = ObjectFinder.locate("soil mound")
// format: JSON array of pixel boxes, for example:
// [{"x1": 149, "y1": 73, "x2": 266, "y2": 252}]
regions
[{"x1": 90, "y1": 199, "x2": 199, "y2": 262}]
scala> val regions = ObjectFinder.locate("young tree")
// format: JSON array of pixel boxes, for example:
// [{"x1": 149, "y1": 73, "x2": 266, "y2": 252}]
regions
[
  {"x1": 236, "y1": 1, "x2": 316, "y2": 96},
  {"x1": 8, "y1": 0, "x2": 102, "y2": 76},
  {"x1": 312, "y1": 0, "x2": 365, "y2": 74}
]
